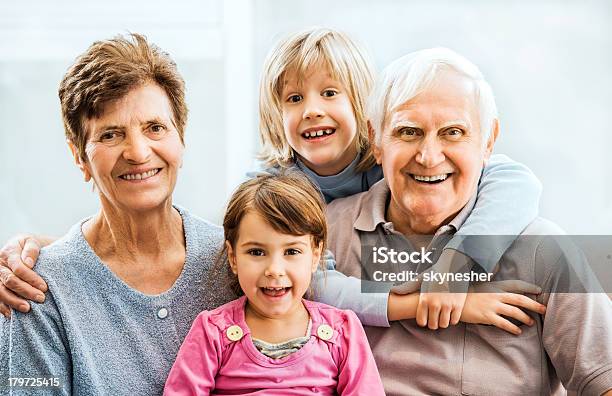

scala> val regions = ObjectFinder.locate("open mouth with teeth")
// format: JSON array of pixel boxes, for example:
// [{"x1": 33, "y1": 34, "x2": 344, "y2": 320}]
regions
[
  {"x1": 260, "y1": 286, "x2": 291, "y2": 297},
  {"x1": 119, "y1": 168, "x2": 161, "y2": 181},
  {"x1": 301, "y1": 128, "x2": 336, "y2": 140},
  {"x1": 410, "y1": 173, "x2": 451, "y2": 184}
]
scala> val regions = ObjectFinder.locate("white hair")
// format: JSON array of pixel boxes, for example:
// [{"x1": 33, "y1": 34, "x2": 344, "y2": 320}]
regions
[{"x1": 367, "y1": 47, "x2": 498, "y2": 146}]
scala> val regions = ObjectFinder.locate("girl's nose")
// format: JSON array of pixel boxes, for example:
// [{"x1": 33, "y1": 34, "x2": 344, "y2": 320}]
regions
[{"x1": 264, "y1": 256, "x2": 286, "y2": 278}]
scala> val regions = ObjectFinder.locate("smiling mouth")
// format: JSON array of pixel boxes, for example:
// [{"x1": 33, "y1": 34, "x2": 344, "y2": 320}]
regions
[
  {"x1": 301, "y1": 128, "x2": 335, "y2": 140},
  {"x1": 119, "y1": 168, "x2": 161, "y2": 181},
  {"x1": 260, "y1": 286, "x2": 291, "y2": 297},
  {"x1": 409, "y1": 173, "x2": 451, "y2": 184}
]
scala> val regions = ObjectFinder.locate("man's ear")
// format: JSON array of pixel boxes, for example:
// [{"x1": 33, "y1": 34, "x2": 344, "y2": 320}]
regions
[
  {"x1": 484, "y1": 119, "x2": 500, "y2": 161},
  {"x1": 367, "y1": 121, "x2": 382, "y2": 165},
  {"x1": 67, "y1": 140, "x2": 91, "y2": 182},
  {"x1": 226, "y1": 241, "x2": 238, "y2": 274},
  {"x1": 311, "y1": 242, "x2": 323, "y2": 273}
]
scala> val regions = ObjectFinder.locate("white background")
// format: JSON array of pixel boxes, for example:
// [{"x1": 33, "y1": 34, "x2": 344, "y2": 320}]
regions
[{"x1": 1, "y1": 0, "x2": 611, "y2": 242}]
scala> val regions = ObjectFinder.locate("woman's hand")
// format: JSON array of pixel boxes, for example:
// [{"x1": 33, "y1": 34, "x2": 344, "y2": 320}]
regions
[
  {"x1": 0, "y1": 234, "x2": 49, "y2": 317},
  {"x1": 460, "y1": 280, "x2": 547, "y2": 335}
]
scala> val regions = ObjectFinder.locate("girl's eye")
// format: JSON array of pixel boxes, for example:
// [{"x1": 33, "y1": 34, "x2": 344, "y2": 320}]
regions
[
  {"x1": 247, "y1": 249, "x2": 265, "y2": 257},
  {"x1": 285, "y1": 248, "x2": 301, "y2": 256},
  {"x1": 322, "y1": 89, "x2": 338, "y2": 98},
  {"x1": 287, "y1": 94, "x2": 302, "y2": 103}
]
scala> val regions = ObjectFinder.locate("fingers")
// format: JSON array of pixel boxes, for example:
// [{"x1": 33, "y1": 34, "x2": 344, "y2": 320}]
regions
[
  {"x1": 416, "y1": 298, "x2": 428, "y2": 327},
  {"x1": 0, "y1": 266, "x2": 46, "y2": 302},
  {"x1": 450, "y1": 305, "x2": 462, "y2": 325},
  {"x1": 0, "y1": 302, "x2": 10, "y2": 318},
  {"x1": 427, "y1": 303, "x2": 441, "y2": 330},
  {"x1": 438, "y1": 305, "x2": 452, "y2": 328},
  {"x1": 0, "y1": 284, "x2": 30, "y2": 313},
  {"x1": 20, "y1": 238, "x2": 42, "y2": 269},
  {"x1": 4, "y1": 258, "x2": 47, "y2": 294},
  {"x1": 501, "y1": 293, "x2": 546, "y2": 315},
  {"x1": 490, "y1": 314, "x2": 521, "y2": 335},
  {"x1": 497, "y1": 304, "x2": 534, "y2": 326}
]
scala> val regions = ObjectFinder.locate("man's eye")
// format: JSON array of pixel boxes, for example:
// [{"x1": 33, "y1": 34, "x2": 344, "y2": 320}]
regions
[
  {"x1": 398, "y1": 127, "x2": 420, "y2": 137},
  {"x1": 247, "y1": 249, "x2": 265, "y2": 257},
  {"x1": 444, "y1": 128, "x2": 464, "y2": 138},
  {"x1": 321, "y1": 89, "x2": 337, "y2": 98},
  {"x1": 287, "y1": 94, "x2": 302, "y2": 103},
  {"x1": 285, "y1": 248, "x2": 301, "y2": 256}
]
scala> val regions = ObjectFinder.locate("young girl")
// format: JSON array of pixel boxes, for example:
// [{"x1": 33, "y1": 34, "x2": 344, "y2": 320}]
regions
[
  {"x1": 164, "y1": 173, "x2": 386, "y2": 395},
  {"x1": 255, "y1": 27, "x2": 543, "y2": 328}
]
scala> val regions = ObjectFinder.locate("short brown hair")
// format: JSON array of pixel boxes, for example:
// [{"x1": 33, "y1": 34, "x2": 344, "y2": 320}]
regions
[
  {"x1": 220, "y1": 172, "x2": 328, "y2": 297},
  {"x1": 58, "y1": 33, "x2": 188, "y2": 160}
]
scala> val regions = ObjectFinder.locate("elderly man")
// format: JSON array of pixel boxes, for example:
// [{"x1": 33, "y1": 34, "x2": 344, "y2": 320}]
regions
[{"x1": 326, "y1": 48, "x2": 612, "y2": 395}]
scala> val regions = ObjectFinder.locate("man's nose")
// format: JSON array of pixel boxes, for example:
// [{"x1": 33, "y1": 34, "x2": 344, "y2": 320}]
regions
[
  {"x1": 122, "y1": 132, "x2": 152, "y2": 163},
  {"x1": 415, "y1": 136, "x2": 445, "y2": 168}
]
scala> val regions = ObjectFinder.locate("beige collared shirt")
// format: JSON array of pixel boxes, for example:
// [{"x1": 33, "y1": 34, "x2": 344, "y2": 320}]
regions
[{"x1": 327, "y1": 179, "x2": 612, "y2": 396}]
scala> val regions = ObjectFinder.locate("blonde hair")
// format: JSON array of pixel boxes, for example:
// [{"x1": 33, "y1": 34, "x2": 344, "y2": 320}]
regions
[
  {"x1": 219, "y1": 172, "x2": 328, "y2": 297},
  {"x1": 258, "y1": 26, "x2": 377, "y2": 172}
]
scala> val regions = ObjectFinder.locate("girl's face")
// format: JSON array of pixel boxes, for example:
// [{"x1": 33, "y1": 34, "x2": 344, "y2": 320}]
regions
[
  {"x1": 281, "y1": 65, "x2": 358, "y2": 176},
  {"x1": 227, "y1": 211, "x2": 321, "y2": 320}
]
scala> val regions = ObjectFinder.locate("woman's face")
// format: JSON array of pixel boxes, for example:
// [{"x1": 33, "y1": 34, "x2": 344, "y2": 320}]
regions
[{"x1": 71, "y1": 83, "x2": 184, "y2": 214}]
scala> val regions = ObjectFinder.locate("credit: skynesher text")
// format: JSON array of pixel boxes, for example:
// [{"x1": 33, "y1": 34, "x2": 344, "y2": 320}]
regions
[{"x1": 372, "y1": 270, "x2": 493, "y2": 284}]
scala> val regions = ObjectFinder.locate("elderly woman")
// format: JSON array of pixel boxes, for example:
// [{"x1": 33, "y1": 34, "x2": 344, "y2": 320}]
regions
[
  {"x1": 326, "y1": 48, "x2": 612, "y2": 395},
  {"x1": 0, "y1": 34, "x2": 235, "y2": 394}
]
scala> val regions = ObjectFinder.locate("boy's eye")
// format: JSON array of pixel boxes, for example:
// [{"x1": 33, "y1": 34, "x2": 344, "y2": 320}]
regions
[
  {"x1": 287, "y1": 94, "x2": 303, "y2": 103},
  {"x1": 321, "y1": 89, "x2": 338, "y2": 98},
  {"x1": 247, "y1": 249, "x2": 265, "y2": 257},
  {"x1": 285, "y1": 248, "x2": 301, "y2": 256}
]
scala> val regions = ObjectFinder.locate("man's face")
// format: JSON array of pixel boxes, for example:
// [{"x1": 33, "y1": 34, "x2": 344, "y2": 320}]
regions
[{"x1": 374, "y1": 71, "x2": 497, "y2": 234}]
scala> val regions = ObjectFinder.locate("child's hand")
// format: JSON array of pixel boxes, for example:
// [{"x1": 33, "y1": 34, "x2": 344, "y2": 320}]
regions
[
  {"x1": 415, "y1": 248, "x2": 471, "y2": 329},
  {"x1": 460, "y1": 280, "x2": 546, "y2": 335}
]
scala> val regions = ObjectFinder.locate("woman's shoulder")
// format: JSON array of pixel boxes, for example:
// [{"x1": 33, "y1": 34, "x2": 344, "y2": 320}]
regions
[{"x1": 36, "y1": 220, "x2": 91, "y2": 275}]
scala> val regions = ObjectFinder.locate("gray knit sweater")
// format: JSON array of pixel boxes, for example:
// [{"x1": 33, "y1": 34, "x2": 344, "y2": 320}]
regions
[{"x1": 0, "y1": 207, "x2": 236, "y2": 395}]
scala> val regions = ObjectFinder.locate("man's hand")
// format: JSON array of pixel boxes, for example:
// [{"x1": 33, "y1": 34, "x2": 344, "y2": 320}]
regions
[{"x1": 0, "y1": 234, "x2": 48, "y2": 317}]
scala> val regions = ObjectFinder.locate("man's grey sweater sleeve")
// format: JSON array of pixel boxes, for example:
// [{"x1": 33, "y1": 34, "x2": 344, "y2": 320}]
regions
[
  {"x1": 311, "y1": 250, "x2": 392, "y2": 327},
  {"x1": 1, "y1": 291, "x2": 72, "y2": 395}
]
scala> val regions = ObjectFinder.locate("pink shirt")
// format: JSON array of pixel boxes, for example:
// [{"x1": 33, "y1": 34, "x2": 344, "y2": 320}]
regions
[{"x1": 164, "y1": 296, "x2": 385, "y2": 395}]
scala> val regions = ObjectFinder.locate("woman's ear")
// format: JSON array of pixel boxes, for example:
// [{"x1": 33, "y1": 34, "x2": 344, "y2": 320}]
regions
[
  {"x1": 311, "y1": 242, "x2": 323, "y2": 273},
  {"x1": 67, "y1": 140, "x2": 91, "y2": 182},
  {"x1": 226, "y1": 241, "x2": 238, "y2": 274}
]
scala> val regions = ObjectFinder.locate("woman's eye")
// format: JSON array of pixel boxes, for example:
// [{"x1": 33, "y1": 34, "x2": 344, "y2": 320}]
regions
[
  {"x1": 150, "y1": 124, "x2": 166, "y2": 133},
  {"x1": 322, "y1": 89, "x2": 337, "y2": 98},
  {"x1": 247, "y1": 249, "x2": 265, "y2": 257},
  {"x1": 287, "y1": 94, "x2": 302, "y2": 103},
  {"x1": 99, "y1": 131, "x2": 120, "y2": 142},
  {"x1": 285, "y1": 248, "x2": 301, "y2": 256}
]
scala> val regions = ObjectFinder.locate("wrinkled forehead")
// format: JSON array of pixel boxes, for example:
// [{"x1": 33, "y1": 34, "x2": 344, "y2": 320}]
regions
[{"x1": 387, "y1": 71, "x2": 481, "y2": 130}]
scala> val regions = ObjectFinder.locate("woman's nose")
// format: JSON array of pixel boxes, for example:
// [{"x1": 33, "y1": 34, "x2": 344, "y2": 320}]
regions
[{"x1": 122, "y1": 132, "x2": 152, "y2": 163}]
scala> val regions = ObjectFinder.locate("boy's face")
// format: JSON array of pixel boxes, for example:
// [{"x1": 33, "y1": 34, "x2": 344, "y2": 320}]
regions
[
  {"x1": 281, "y1": 66, "x2": 358, "y2": 176},
  {"x1": 227, "y1": 211, "x2": 321, "y2": 321}
]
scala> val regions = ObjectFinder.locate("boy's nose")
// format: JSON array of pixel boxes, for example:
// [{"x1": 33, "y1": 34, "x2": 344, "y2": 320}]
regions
[{"x1": 303, "y1": 97, "x2": 325, "y2": 120}]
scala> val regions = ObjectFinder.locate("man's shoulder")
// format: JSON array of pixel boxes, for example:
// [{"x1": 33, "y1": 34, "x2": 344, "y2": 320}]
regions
[
  {"x1": 522, "y1": 217, "x2": 566, "y2": 236},
  {"x1": 326, "y1": 189, "x2": 368, "y2": 226}
]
